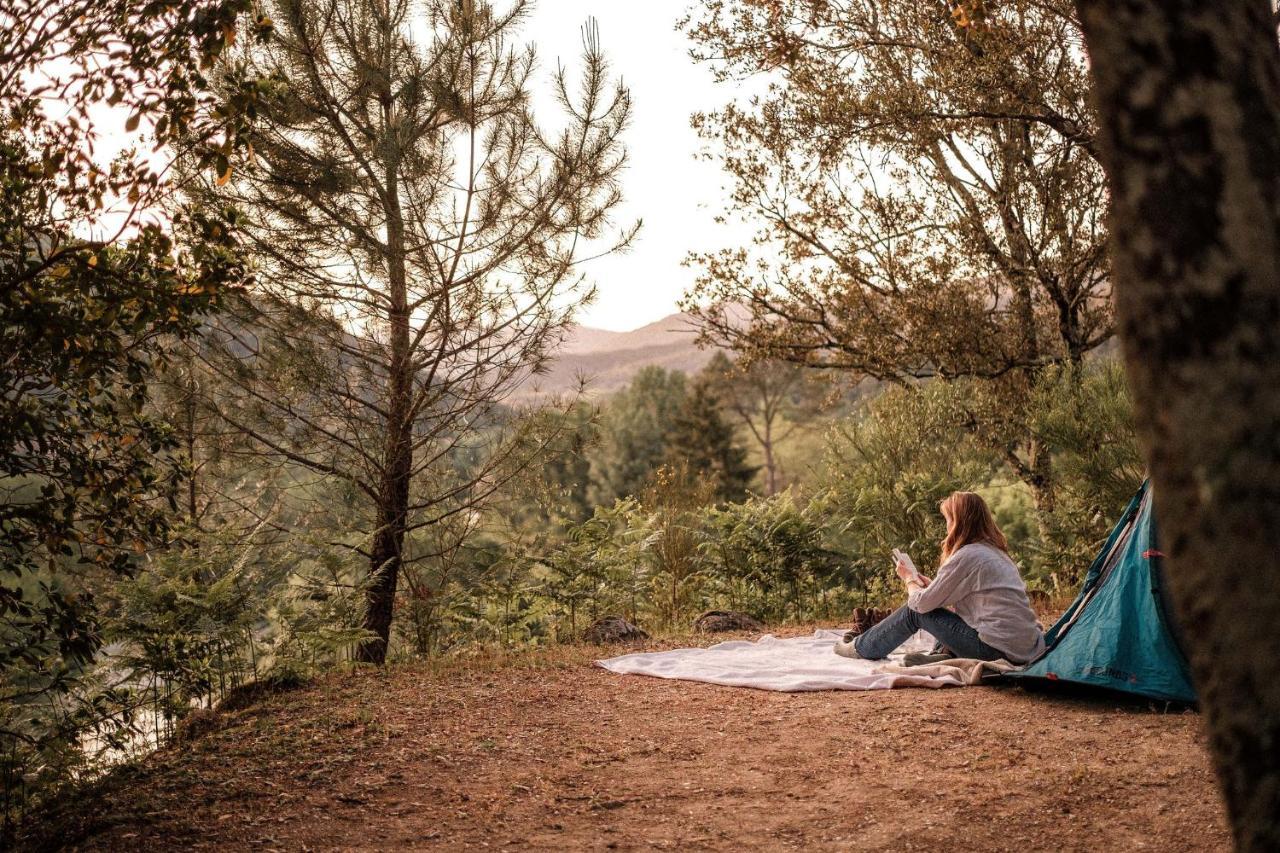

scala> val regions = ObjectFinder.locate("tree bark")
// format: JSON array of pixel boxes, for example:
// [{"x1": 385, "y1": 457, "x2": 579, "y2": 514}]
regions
[
  {"x1": 184, "y1": 372, "x2": 199, "y2": 524},
  {"x1": 761, "y1": 415, "x2": 779, "y2": 497},
  {"x1": 1024, "y1": 436, "x2": 1057, "y2": 539},
  {"x1": 1075, "y1": 1, "x2": 1280, "y2": 847},
  {"x1": 356, "y1": 87, "x2": 414, "y2": 666},
  {"x1": 358, "y1": 450, "x2": 409, "y2": 664},
  {"x1": 762, "y1": 439, "x2": 779, "y2": 497}
]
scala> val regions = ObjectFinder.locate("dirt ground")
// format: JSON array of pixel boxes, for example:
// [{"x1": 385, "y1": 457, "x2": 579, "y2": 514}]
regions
[{"x1": 30, "y1": 630, "x2": 1230, "y2": 852}]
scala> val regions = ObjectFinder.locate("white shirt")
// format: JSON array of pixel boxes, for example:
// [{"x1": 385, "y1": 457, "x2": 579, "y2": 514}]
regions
[{"x1": 907, "y1": 542, "x2": 1045, "y2": 664}]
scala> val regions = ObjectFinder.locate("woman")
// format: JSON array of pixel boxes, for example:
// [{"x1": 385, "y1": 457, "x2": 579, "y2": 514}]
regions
[{"x1": 834, "y1": 491, "x2": 1044, "y2": 665}]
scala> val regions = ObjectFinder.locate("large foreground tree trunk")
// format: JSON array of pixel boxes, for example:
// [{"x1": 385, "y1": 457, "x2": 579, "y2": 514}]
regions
[{"x1": 1075, "y1": 1, "x2": 1280, "y2": 847}]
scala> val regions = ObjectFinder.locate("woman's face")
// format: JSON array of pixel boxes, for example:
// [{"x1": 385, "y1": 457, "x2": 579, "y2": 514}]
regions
[{"x1": 941, "y1": 503, "x2": 955, "y2": 535}]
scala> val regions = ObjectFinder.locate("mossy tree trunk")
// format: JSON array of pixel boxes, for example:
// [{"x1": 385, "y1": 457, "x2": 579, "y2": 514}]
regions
[{"x1": 1074, "y1": 1, "x2": 1280, "y2": 847}]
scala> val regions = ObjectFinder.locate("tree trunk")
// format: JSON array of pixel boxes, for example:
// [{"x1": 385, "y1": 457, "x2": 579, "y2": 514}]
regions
[
  {"x1": 1025, "y1": 436, "x2": 1056, "y2": 537},
  {"x1": 356, "y1": 95, "x2": 413, "y2": 665},
  {"x1": 185, "y1": 381, "x2": 199, "y2": 524},
  {"x1": 1002, "y1": 433, "x2": 1057, "y2": 540},
  {"x1": 762, "y1": 429, "x2": 779, "y2": 497},
  {"x1": 1075, "y1": 1, "x2": 1280, "y2": 847},
  {"x1": 358, "y1": 470, "x2": 408, "y2": 664}
]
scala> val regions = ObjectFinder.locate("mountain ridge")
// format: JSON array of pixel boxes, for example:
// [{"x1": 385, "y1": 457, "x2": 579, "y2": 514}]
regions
[{"x1": 518, "y1": 311, "x2": 717, "y2": 399}]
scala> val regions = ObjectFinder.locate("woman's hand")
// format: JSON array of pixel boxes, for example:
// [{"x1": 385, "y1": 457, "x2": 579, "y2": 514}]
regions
[{"x1": 897, "y1": 559, "x2": 933, "y2": 587}]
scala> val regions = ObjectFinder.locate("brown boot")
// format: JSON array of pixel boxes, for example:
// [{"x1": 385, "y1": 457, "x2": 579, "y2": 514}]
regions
[{"x1": 851, "y1": 608, "x2": 890, "y2": 635}]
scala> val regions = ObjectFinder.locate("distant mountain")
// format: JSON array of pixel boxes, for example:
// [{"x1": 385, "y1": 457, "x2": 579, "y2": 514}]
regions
[{"x1": 516, "y1": 312, "x2": 719, "y2": 399}]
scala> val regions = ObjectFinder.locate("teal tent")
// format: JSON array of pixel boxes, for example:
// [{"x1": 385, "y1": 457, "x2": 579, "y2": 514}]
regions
[{"x1": 1006, "y1": 482, "x2": 1197, "y2": 703}]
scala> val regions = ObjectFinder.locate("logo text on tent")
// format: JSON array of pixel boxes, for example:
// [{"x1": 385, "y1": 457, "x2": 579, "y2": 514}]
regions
[{"x1": 1085, "y1": 664, "x2": 1139, "y2": 684}]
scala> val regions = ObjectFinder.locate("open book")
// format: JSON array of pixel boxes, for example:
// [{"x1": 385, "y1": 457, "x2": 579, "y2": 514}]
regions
[{"x1": 892, "y1": 548, "x2": 926, "y2": 585}]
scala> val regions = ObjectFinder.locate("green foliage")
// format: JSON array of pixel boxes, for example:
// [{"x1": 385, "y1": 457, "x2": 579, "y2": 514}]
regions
[
  {"x1": 396, "y1": 531, "x2": 547, "y2": 655},
  {"x1": 699, "y1": 491, "x2": 844, "y2": 622},
  {"x1": 395, "y1": 518, "x2": 484, "y2": 658},
  {"x1": 682, "y1": 0, "x2": 1109, "y2": 378},
  {"x1": 537, "y1": 497, "x2": 651, "y2": 635},
  {"x1": 495, "y1": 403, "x2": 600, "y2": 529},
  {"x1": 587, "y1": 367, "x2": 688, "y2": 506},
  {"x1": 534, "y1": 478, "x2": 853, "y2": 634},
  {"x1": 113, "y1": 538, "x2": 263, "y2": 717},
  {"x1": 398, "y1": 362, "x2": 1144, "y2": 649},
  {"x1": 640, "y1": 465, "x2": 718, "y2": 627},
  {"x1": 665, "y1": 371, "x2": 758, "y2": 503},
  {"x1": 820, "y1": 381, "x2": 999, "y2": 598},
  {"x1": 1, "y1": 0, "x2": 269, "y2": 830},
  {"x1": 0, "y1": 211, "x2": 248, "y2": 678},
  {"x1": 586, "y1": 364, "x2": 757, "y2": 508},
  {"x1": 109, "y1": 525, "x2": 370, "y2": 730},
  {"x1": 977, "y1": 480, "x2": 1040, "y2": 565},
  {"x1": 534, "y1": 404, "x2": 601, "y2": 524},
  {"x1": 1024, "y1": 360, "x2": 1145, "y2": 589},
  {"x1": 701, "y1": 352, "x2": 837, "y2": 495}
]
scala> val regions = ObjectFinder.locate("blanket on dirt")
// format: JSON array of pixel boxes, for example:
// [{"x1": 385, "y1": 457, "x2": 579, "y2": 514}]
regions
[{"x1": 595, "y1": 628, "x2": 1020, "y2": 692}]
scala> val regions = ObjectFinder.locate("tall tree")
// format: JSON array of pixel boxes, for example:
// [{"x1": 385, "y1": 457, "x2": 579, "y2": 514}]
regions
[
  {"x1": 665, "y1": 367, "x2": 757, "y2": 503},
  {"x1": 0, "y1": 0, "x2": 265, "y2": 818},
  {"x1": 193, "y1": 0, "x2": 633, "y2": 663},
  {"x1": 1072, "y1": 0, "x2": 1280, "y2": 847},
  {"x1": 680, "y1": 0, "x2": 1110, "y2": 517},
  {"x1": 587, "y1": 367, "x2": 687, "y2": 506},
  {"x1": 703, "y1": 352, "x2": 829, "y2": 495}
]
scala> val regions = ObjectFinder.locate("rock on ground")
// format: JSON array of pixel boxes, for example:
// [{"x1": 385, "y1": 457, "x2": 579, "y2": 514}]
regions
[
  {"x1": 583, "y1": 616, "x2": 649, "y2": 644},
  {"x1": 693, "y1": 610, "x2": 764, "y2": 633}
]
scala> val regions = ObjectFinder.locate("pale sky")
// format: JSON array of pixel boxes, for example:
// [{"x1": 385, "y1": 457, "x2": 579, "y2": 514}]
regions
[
  {"x1": 522, "y1": 1, "x2": 751, "y2": 331},
  {"x1": 76, "y1": 1, "x2": 749, "y2": 334}
]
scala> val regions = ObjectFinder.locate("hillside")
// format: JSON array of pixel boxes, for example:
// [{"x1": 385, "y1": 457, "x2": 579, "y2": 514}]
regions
[{"x1": 517, "y1": 312, "x2": 719, "y2": 399}]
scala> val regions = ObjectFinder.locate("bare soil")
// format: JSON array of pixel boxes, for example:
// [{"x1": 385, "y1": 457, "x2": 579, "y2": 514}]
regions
[{"x1": 29, "y1": 629, "x2": 1230, "y2": 852}]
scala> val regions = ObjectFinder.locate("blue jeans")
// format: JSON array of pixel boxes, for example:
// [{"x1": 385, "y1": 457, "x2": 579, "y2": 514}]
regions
[{"x1": 854, "y1": 605, "x2": 1005, "y2": 661}]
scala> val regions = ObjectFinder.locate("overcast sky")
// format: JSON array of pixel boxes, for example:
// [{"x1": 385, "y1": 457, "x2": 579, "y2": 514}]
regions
[
  {"x1": 79, "y1": 1, "x2": 750, "y2": 333},
  {"x1": 522, "y1": 1, "x2": 752, "y2": 331}
]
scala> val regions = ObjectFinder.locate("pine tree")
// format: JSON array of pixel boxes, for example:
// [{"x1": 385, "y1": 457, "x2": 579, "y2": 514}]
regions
[
  {"x1": 665, "y1": 372, "x2": 757, "y2": 503},
  {"x1": 587, "y1": 367, "x2": 688, "y2": 506},
  {"x1": 190, "y1": 0, "x2": 634, "y2": 663}
]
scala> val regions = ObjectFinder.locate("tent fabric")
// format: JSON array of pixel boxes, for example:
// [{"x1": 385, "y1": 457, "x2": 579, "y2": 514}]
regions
[{"x1": 1006, "y1": 482, "x2": 1197, "y2": 703}]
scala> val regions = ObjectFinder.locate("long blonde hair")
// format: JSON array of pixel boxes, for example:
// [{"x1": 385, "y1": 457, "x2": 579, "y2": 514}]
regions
[{"x1": 939, "y1": 491, "x2": 1009, "y2": 562}]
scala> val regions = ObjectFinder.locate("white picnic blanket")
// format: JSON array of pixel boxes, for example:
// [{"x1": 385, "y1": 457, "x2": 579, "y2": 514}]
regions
[{"x1": 596, "y1": 628, "x2": 1020, "y2": 692}]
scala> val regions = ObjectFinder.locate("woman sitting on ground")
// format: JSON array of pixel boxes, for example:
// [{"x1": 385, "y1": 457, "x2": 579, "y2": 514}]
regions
[{"x1": 835, "y1": 491, "x2": 1044, "y2": 666}]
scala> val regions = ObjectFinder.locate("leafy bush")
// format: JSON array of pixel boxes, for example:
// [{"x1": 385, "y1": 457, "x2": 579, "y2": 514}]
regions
[
  {"x1": 639, "y1": 465, "x2": 718, "y2": 628},
  {"x1": 111, "y1": 526, "x2": 371, "y2": 729},
  {"x1": 537, "y1": 497, "x2": 651, "y2": 637},
  {"x1": 698, "y1": 491, "x2": 844, "y2": 622},
  {"x1": 819, "y1": 382, "x2": 998, "y2": 603},
  {"x1": 1024, "y1": 360, "x2": 1145, "y2": 589}
]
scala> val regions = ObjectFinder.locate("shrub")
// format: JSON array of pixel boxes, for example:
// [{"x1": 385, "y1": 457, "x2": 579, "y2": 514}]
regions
[
  {"x1": 1025, "y1": 360, "x2": 1146, "y2": 589},
  {"x1": 698, "y1": 491, "x2": 844, "y2": 622},
  {"x1": 819, "y1": 382, "x2": 998, "y2": 603}
]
